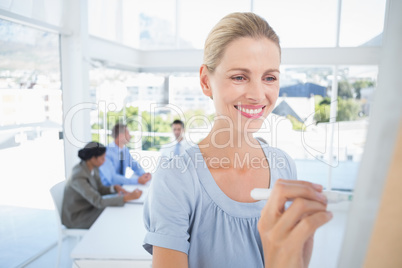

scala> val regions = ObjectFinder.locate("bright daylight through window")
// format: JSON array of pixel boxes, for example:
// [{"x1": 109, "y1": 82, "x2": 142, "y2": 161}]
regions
[{"x1": 0, "y1": 18, "x2": 64, "y2": 267}]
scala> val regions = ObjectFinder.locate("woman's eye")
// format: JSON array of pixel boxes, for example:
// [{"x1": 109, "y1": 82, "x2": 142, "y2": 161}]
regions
[
  {"x1": 232, "y1": 76, "x2": 245, "y2": 81},
  {"x1": 264, "y1": 76, "x2": 276, "y2": 82}
]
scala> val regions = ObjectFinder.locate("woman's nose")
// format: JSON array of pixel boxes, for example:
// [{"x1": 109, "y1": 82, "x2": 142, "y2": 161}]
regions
[{"x1": 245, "y1": 80, "x2": 265, "y2": 102}]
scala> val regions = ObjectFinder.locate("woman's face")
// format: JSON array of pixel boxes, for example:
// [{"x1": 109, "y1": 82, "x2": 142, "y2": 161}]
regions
[
  {"x1": 92, "y1": 153, "x2": 106, "y2": 167},
  {"x1": 201, "y1": 37, "x2": 280, "y2": 133}
]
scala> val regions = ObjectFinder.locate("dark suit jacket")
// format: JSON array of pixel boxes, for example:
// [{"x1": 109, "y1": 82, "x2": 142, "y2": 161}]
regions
[{"x1": 61, "y1": 161, "x2": 124, "y2": 229}]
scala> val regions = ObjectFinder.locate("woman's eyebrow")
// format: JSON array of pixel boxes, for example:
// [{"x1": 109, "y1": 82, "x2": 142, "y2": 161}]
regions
[
  {"x1": 263, "y1": 69, "x2": 280, "y2": 74},
  {"x1": 227, "y1": 68, "x2": 251, "y2": 73},
  {"x1": 227, "y1": 68, "x2": 280, "y2": 74}
]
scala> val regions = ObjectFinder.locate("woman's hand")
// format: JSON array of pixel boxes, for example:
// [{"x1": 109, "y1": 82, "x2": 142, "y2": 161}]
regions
[
  {"x1": 114, "y1": 185, "x2": 128, "y2": 195},
  {"x1": 258, "y1": 179, "x2": 333, "y2": 268}
]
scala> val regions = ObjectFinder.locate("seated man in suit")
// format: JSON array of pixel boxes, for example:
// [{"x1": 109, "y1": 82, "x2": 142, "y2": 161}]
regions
[{"x1": 100, "y1": 123, "x2": 151, "y2": 186}]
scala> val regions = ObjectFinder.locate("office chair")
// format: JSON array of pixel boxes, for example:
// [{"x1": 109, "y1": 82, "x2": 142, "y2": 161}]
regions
[{"x1": 50, "y1": 181, "x2": 87, "y2": 267}]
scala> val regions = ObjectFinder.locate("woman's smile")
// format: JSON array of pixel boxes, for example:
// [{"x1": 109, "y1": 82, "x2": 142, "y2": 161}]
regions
[{"x1": 234, "y1": 104, "x2": 266, "y2": 119}]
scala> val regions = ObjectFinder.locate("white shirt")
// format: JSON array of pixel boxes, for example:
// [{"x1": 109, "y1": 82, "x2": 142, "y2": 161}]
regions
[{"x1": 159, "y1": 139, "x2": 192, "y2": 159}]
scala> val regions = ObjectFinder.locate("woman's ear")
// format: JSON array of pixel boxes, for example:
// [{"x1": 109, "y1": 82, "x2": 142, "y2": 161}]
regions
[{"x1": 200, "y1": 65, "x2": 213, "y2": 98}]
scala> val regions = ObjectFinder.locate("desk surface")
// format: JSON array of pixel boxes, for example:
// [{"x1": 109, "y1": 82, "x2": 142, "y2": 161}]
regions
[{"x1": 71, "y1": 204, "x2": 152, "y2": 261}]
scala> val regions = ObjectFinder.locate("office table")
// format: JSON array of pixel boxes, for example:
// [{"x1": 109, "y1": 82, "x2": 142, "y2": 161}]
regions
[{"x1": 71, "y1": 204, "x2": 152, "y2": 268}]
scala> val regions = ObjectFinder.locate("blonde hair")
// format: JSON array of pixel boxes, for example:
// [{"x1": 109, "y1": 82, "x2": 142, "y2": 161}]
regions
[{"x1": 203, "y1": 12, "x2": 280, "y2": 73}]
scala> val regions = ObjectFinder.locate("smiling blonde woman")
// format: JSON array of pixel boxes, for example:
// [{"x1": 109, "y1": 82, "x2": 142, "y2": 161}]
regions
[{"x1": 143, "y1": 12, "x2": 332, "y2": 268}]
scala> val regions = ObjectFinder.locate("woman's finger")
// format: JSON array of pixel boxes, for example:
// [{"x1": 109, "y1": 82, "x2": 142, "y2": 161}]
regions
[
  {"x1": 271, "y1": 179, "x2": 324, "y2": 191},
  {"x1": 270, "y1": 179, "x2": 327, "y2": 205},
  {"x1": 260, "y1": 179, "x2": 326, "y2": 224},
  {"x1": 290, "y1": 211, "x2": 333, "y2": 246},
  {"x1": 276, "y1": 198, "x2": 328, "y2": 234}
]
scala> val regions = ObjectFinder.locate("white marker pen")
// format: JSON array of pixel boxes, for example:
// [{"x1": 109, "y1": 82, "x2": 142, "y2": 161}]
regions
[{"x1": 250, "y1": 188, "x2": 353, "y2": 203}]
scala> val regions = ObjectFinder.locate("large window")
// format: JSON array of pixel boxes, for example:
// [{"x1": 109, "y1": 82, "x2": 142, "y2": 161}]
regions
[
  {"x1": 89, "y1": 69, "x2": 215, "y2": 175},
  {"x1": 254, "y1": 0, "x2": 338, "y2": 47},
  {"x1": 0, "y1": 19, "x2": 64, "y2": 267},
  {"x1": 169, "y1": 73, "x2": 215, "y2": 143},
  {"x1": 89, "y1": 68, "x2": 169, "y2": 149},
  {"x1": 88, "y1": 0, "x2": 386, "y2": 49},
  {"x1": 177, "y1": 0, "x2": 250, "y2": 49},
  {"x1": 0, "y1": 0, "x2": 63, "y2": 26},
  {"x1": 88, "y1": 0, "x2": 249, "y2": 49},
  {"x1": 90, "y1": 68, "x2": 215, "y2": 151},
  {"x1": 339, "y1": 0, "x2": 386, "y2": 47},
  {"x1": 89, "y1": 0, "x2": 177, "y2": 49}
]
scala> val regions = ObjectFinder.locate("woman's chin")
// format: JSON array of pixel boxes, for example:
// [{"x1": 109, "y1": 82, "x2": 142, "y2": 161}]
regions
[{"x1": 236, "y1": 121, "x2": 265, "y2": 134}]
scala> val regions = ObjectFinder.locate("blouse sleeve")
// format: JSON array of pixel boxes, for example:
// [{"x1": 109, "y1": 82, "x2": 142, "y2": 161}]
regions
[{"x1": 143, "y1": 157, "x2": 195, "y2": 255}]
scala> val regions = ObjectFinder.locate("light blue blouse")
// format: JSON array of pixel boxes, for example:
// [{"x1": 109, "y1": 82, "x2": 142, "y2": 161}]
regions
[{"x1": 143, "y1": 141, "x2": 297, "y2": 268}]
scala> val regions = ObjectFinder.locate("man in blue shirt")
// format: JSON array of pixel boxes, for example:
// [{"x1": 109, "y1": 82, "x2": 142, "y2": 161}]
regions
[{"x1": 100, "y1": 123, "x2": 152, "y2": 186}]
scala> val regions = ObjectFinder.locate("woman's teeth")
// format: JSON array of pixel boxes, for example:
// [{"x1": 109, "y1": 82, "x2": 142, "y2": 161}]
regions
[{"x1": 238, "y1": 107, "x2": 263, "y2": 114}]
